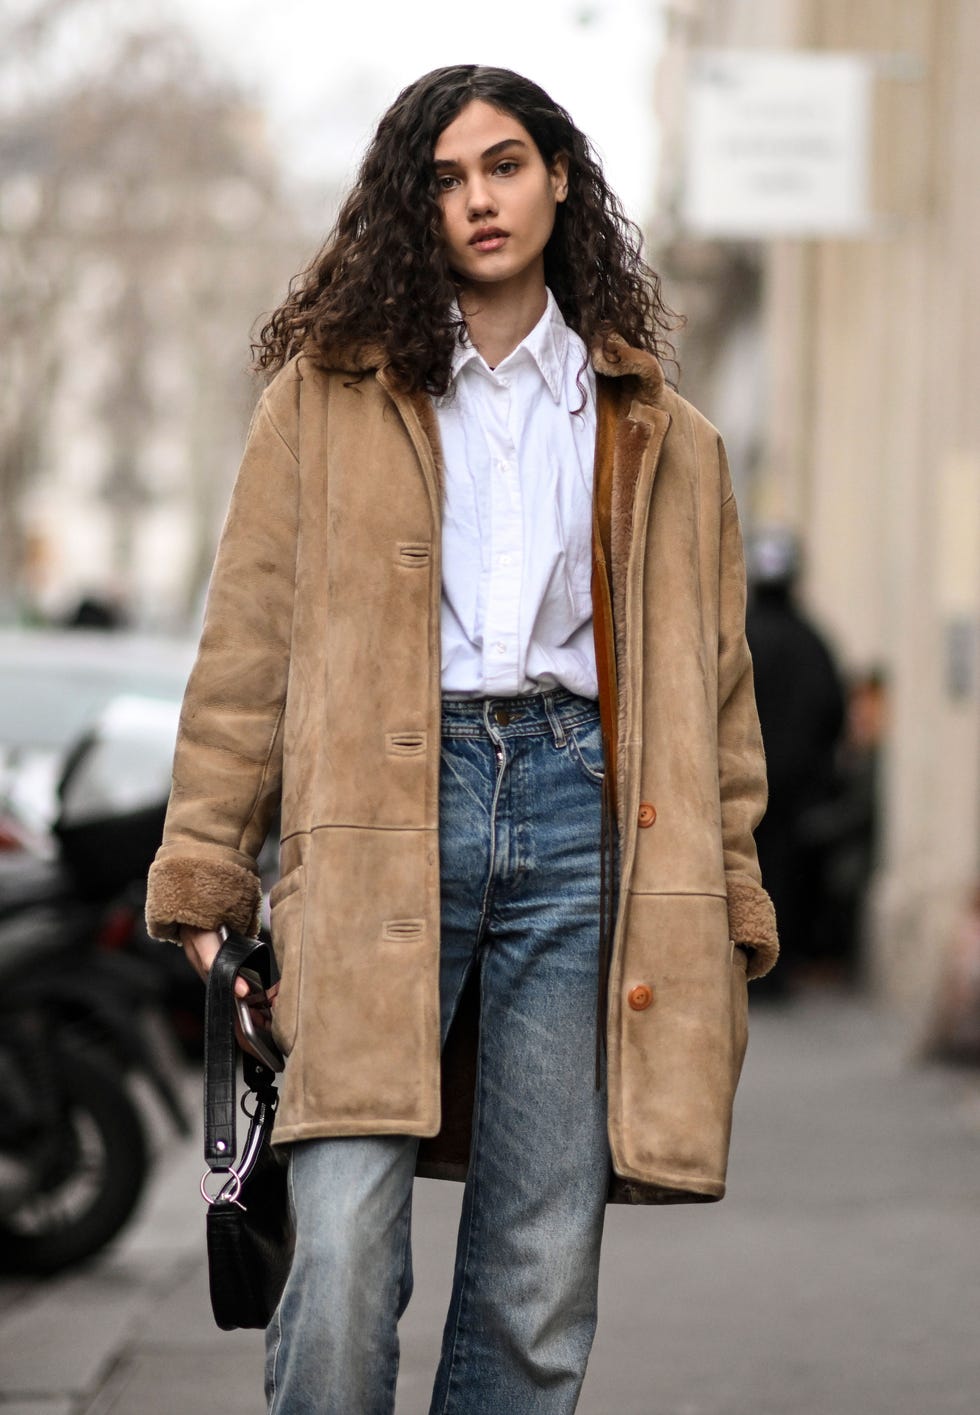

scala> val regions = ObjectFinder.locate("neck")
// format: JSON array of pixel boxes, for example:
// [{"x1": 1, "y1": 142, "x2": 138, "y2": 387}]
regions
[{"x1": 458, "y1": 270, "x2": 548, "y2": 368}]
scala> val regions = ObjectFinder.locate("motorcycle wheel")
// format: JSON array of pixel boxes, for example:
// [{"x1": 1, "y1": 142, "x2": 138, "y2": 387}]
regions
[{"x1": 0, "y1": 1046, "x2": 149, "y2": 1275}]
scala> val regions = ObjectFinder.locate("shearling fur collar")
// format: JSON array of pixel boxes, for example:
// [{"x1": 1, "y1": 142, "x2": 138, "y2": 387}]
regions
[
  {"x1": 590, "y1": 333, "x2": 665, "y2": 404},
  {"x1": 307, "y1": 330, "x2": 666, "y2": 406}
]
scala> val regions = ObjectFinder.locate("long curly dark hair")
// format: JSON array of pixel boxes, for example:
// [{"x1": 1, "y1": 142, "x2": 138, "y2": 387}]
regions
[{"x1": 254, "y1": 65, "x2": 676, "y2": 393}]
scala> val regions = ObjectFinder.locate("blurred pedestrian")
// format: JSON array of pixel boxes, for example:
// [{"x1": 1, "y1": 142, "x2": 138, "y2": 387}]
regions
[
  {"x1": 146, "y1": 65, "x2": 777, "y2": 1414},
  {"x1": 808, "y1": 669, "x2": 887, "y2": 983},
  {"x1": 62, "y1": 594, "x2": 128, "y2": 630},
  {"x1": 746, "y1": 529, "x2": 846, "y2": 991}
]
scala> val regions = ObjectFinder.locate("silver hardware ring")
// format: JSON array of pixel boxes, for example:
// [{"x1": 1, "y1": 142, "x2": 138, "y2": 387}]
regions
[{"x1": 200, "y1": 1167, "x2": 245, "y2": 1209}]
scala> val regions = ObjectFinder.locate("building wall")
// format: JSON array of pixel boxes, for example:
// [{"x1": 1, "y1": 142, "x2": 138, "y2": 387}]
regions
[{"x1": 659, "y1": 0, "x2": 980, "y2": 1019}]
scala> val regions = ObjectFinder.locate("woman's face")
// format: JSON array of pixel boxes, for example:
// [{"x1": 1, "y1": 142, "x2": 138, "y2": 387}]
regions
[{"x1": 433, "y1": 99, "x2": 567, "y2": 296}]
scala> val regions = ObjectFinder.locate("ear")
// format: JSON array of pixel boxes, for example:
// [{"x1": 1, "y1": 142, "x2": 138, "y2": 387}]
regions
[{"x1": 549, "y1": 152, "x2": 569, "y2": 203}]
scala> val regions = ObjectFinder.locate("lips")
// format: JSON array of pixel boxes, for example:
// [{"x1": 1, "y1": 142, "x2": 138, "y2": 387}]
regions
[{"x1": 469, "y1": 227, "x2": 508, "y2": 251}]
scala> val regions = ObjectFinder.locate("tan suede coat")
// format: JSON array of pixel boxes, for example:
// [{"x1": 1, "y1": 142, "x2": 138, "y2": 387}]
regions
[{"x1": 146, "y1": 336, "x2": 778, "y2": 1204}]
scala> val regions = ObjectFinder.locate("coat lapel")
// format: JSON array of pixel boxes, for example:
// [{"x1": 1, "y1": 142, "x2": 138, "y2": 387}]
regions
[
  {"x1": 376, "y1": 369, "x2": 445, "y2": 524},
  {"x1": 593, "y1": 362, "x2": 671, "y2": 676}
]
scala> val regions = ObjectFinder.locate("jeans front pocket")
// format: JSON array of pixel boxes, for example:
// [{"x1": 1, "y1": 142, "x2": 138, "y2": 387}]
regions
[{"x1": 567, "y1": 716, "x2": 605, "y2": 787}]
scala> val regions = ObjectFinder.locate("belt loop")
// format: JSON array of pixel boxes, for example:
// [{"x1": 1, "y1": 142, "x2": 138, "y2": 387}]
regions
[
  {"x1": 543, "y1": 692, "x2": 567, "y2": 748},
  {"x1": 482, "y1": 699, "x2": 494, "y2": 740}
]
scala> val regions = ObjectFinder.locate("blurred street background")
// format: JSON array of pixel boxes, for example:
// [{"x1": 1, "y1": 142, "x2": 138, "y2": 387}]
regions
[{"x1": 1, "y1": 0, "x2": 978, "y2": 1411}]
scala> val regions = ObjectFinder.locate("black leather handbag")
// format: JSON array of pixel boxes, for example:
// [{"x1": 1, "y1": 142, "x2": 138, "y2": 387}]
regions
[{"x1": 201, "y1": 931, "x2": 295, "y2": 1331}]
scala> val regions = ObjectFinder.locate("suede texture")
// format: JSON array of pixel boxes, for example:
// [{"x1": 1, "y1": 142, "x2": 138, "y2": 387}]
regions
[{"x1": 146, "y1": 336, "x2": 777, "y2": 1204}]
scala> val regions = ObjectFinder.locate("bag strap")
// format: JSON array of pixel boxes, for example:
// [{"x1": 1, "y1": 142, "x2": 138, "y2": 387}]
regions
[{"x1": 203, "y1": 930, "x2": 279, "y2": 1170}]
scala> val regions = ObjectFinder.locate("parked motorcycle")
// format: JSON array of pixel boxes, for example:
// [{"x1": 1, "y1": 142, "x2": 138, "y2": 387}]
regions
[{"x1": 0, "y1": 696, "x2": 191, "y2": 1274}]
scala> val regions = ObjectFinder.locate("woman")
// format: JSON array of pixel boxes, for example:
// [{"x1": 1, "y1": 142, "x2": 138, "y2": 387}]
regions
[{"x1": 147, "y1": 64, "x2": 778, "y2": 1415}]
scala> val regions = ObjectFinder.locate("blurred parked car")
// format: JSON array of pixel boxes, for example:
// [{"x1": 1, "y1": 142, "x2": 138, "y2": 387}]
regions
[{"x1": 0, "y1": 630, "x2": 195, "y2": 846}]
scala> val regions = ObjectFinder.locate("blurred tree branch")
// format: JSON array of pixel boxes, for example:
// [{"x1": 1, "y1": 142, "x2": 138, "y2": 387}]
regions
[{"x1": 0, "y1": 1, "x2": 317, "y2": 621}]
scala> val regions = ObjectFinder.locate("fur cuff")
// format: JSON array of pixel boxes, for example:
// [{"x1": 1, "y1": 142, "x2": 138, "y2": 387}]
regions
[
  {"x1": 145, "y1": 855, "x2": 261, "y2": 942},
  {"x1": 727, "y1": 876, "x2": 779, "y2": 979}
]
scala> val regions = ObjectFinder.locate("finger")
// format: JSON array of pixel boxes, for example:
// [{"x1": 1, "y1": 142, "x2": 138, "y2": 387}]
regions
[
  {"x1": 181, "y1": 938, "x2": 210, "y2": 983},
  {"x1": 178, "y1": 928, "x2": 223, "y2": 982}
]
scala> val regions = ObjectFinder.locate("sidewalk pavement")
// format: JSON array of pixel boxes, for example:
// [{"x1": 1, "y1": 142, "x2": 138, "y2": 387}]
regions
[{"x1": 1, "y1": 991, "x2": 978, "y2": 1415}]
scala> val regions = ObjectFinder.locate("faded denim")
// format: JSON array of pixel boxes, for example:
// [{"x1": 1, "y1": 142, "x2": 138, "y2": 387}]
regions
[{"x1": 265, "y1": 690, "x2": 610, "y2": 1414}]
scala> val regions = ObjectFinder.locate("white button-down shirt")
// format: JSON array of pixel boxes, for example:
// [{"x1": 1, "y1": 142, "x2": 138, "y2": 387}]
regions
[{"x1": 435, "y1": 291, "x2": 598, "y2": 699}]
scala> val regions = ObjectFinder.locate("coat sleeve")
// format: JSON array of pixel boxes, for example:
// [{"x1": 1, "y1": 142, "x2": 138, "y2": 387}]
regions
[
  {"x1": 715, "y1": 441, "x2": 779, "y2": 979},
  {"x1": 145, "y1": 369, "x2": 301, "y2": 942}
]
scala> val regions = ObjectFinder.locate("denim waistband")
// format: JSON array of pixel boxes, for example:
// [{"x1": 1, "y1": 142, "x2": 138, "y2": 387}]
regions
[{"x1": 440, "y1": 688, "x2": 599, "y2": 742}]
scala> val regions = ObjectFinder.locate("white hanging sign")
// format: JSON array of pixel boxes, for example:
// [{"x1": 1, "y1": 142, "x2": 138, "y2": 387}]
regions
[{"x1": 682, "y1": 49, "x2": 873, "y2": 238}]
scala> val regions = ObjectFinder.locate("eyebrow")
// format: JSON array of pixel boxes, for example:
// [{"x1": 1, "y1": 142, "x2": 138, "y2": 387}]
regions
[{"x1": 433, "y1": 138, "x2": 529, "y2": 171}]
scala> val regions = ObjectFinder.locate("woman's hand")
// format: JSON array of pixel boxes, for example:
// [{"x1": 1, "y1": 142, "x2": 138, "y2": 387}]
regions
[
  {"x1": 178, "y1": 925, "x2": 228, "y2": 985},
  {"x1": 178, "y1": 925, "x2": 280, "y2": 1055}
]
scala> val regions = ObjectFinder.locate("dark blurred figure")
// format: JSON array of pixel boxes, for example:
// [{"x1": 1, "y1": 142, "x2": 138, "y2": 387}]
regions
[
  {"x1": 63, "y1": 595, "x2": 128, "y2": 630},
  {"x1": 805, "y1": 670, "x2": 886, "y2": 985},
  {"x1": 746, "y1": 529, "x2": 846, "y2": 994}
]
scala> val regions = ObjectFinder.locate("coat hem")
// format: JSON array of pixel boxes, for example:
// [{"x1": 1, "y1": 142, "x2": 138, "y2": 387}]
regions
[
  {"x1": 271, "y1": 1115, "x2": 441, "y2": 1146},
  {"x1": 609, "y1": 1162, "x2": 726, "y2": 1203}
]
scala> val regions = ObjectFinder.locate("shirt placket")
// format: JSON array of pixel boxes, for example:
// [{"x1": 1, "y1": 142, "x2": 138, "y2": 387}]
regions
[{"x1": 482, "y1": 373, "x2": 523, "y2": 694}]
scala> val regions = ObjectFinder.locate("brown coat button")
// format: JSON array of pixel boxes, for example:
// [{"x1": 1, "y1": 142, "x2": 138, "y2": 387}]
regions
[
  {"x1": 627, "y1": 984, "x2": 653, "y2": 1011},
  {"x1": 638, "y1": 802, "x2": 657, "y2": 827}
]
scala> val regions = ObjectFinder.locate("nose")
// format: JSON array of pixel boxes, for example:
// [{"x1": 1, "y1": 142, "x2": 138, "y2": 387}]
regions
[{"x1": 466, "y1": 176, "x2": 497, "y2": 220}]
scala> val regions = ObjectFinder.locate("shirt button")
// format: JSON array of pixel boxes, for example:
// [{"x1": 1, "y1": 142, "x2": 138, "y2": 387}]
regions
[
  {"x1": 638, "y1": 802, "x2": 657, "y2": 828},
  {"x1": 492, "y1": 642, "x2": 506, "y2": 656},
  {"x1": 498, "y1": 554, "x2": 511, "y2": 567},
  {"x1": 628, "y1": 984, "x2": 654, "y2": 1011}
]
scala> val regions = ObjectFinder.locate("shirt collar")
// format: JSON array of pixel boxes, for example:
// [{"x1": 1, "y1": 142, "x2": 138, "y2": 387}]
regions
[{"x1": 447, "y1": 289, "x2": 569, "y2": 405}]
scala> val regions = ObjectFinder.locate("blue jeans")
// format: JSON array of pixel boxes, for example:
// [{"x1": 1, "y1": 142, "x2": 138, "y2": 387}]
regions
[{"x1": 265, "y1": 690, "x2": 611, "y2": 1414}]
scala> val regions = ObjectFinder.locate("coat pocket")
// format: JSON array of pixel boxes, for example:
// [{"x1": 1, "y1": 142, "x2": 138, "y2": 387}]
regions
[
  {"x1": 269, "y1": 865, "x2": 305, "y2": 1056},
  {"x1": 610, "y1": 892, "x2": 747, "y2": 1196}
]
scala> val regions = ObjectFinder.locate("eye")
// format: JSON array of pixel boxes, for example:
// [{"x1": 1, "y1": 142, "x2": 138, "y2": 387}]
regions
[
  {"x1": 436, "y1": 174, "x2": 459, "y2": 193},
  {"x1": 493, "y1": 160, "x2": 519, "y2": 176}
]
